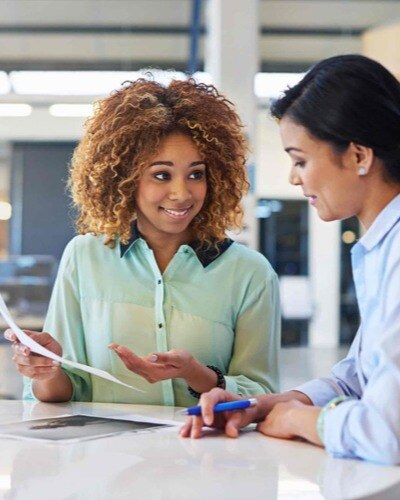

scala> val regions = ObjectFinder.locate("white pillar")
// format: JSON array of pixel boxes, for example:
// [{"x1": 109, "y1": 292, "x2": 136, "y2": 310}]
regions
[
  {"x1": 308, "y1": 209, "x2": 341, "y2": 347},
  {"x1": 205, "y1": 0, "x2": 259, "y2": 248}
]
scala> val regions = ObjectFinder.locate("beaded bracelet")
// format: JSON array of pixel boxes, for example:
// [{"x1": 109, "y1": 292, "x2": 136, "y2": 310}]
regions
[
  {"x1": 187, "y1": 365, "x2": 226, "y2": 399},
  {"x1": 316, "y1": 395, "x2": 354, "y2": 443}
]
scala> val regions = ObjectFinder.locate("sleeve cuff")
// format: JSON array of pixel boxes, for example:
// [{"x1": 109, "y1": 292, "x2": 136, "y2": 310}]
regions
[
  {"x1": 323, "y1": 399, "x2": 358, "y2": 457},
  {"x1": 224, "y1": 376, "x2": 238, "y2": 394},
  {"x1": 23, "y1": 370, "x2": 76, "y2": 402},
  {"x1": 293, "y1": 378, "x2": 341, "y2": 407},
  {"x1": 23, "y1": 377, "x2": 40, "y2": 402}
]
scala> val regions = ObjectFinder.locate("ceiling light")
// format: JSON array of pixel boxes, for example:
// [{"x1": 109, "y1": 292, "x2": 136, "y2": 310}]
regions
[
  {"x1": 10, "y1": 70, "x2": 187, "y2": 96},
  {"x1": 49, "y1": 104, "x2": 94, "y2": 117},
  {"x1": 255, "y1": 73, "x2": 305, "y2": 99},
  {"x1": 0, "y1": 104, "x2": 32, "y2": 116},
  {"x1": 0, "y1": 72, "x2": 10, "y2": 94}
]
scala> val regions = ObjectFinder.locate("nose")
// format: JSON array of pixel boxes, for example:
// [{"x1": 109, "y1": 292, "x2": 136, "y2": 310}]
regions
[
  {"x1": 168, "y1": 178, "x2": 191, "y2": 202},
  {"x1": 289, "y1": 166, "x2": 302, "y2": 186}
]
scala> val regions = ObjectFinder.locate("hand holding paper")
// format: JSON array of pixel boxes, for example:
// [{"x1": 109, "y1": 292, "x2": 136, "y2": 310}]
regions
[{"x1": 0, "y1": 293, "x2": 143, "y2": 392}]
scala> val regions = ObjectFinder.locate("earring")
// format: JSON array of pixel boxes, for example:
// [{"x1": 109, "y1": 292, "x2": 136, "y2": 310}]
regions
[{"x1": 358, "y1": 166, "x2": 367, "y2": 176}]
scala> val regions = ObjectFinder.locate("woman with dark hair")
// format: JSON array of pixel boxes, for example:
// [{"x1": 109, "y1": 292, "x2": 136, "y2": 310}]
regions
[
  {"x1": 5, "y1": 77, "x2": 280, "y2": 406},
  {"x1": 182, "y1": 55, "x2": 400, "y2": 465}
]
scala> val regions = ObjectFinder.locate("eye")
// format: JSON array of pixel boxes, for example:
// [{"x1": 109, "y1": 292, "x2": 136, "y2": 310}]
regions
[
  {"x1": 189, "y1": 170, "x2": 206, "y2": 180},
  {"x1": 154, "y1": 171, "x2": 171, "y2": 181},
  {"x1": 294, "y1": 161, "x2": 305, "y2": 168}
]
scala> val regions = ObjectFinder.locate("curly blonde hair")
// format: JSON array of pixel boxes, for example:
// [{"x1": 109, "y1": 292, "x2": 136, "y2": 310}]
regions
[{"x1": 69, "y1": 77, "x2": 249, "y2": 248}]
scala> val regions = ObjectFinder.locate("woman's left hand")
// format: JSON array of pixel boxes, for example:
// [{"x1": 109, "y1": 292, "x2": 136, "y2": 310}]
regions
[
  {"x1": 256, "y1": 400, "x2": 323, "y2": 446},
  {"x1": 108, "y1": 344, "x2": 195, "y2": 383}
]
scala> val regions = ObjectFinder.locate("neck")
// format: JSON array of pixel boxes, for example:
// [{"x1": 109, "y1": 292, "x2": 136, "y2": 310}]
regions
[
  {"x1": 136, "y1": 221, "x2": 194, "y2": 273},
  {"x1": 358, "y1": 182, "x2": 400, "y2": 230}
]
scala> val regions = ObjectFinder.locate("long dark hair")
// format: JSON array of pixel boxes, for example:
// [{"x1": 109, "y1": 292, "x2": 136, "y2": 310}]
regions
[{"x1": 271, "y1": 54, "x2": 400, "y2": 183}]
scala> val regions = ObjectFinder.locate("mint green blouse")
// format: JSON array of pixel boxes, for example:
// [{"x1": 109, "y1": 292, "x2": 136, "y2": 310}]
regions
[{"x1": 24, "y1": 231, "x2": 280, "y2": 407}]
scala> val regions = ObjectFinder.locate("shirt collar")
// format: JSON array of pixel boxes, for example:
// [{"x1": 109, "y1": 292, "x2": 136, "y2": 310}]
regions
[
  {"x1": 120, "y1": 221, "x2": 233, "y2": 268},
  {"x1": 354, "y1": 193, "x2": 400, "y2": 253}
]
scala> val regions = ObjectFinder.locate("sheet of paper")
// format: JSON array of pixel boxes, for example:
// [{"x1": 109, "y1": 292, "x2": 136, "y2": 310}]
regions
[{"x1": 0, "y1": 293, "x2": 144, "y2": 392}]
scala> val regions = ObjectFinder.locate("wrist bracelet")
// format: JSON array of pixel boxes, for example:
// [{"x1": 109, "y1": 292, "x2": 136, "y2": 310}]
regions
[
  {"x1": 316, "y1": 395, "x2": 355, "y2": 444},
  {"x1": 187, "y1": 365, "x2": 226, "y2": 399}
]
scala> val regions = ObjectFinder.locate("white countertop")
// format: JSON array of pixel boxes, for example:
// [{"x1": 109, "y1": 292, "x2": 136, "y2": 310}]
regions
[{"x1": 0, "y1": 401, "x2": 399, "y2": 500}]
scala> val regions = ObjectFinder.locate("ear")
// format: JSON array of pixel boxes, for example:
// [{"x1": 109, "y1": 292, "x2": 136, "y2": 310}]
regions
[{"x1": 348, "y1": 142, "x2": 374, "y2": 175}]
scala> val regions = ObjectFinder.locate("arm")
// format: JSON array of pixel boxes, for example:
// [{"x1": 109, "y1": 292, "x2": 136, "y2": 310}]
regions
[
  {"x1": 316, "y1": 240, "x2": 400, "y2": 464},
  {"x1": 6, "y1": 329, "x2": 73, "y2": 402},
  {"x1": 261, "y1": 233, "x2": 400, "y2": 464},
  {"x1": 110, "y1": 270, "x2": 281, "y2": 396},
  {"x1": 108, "y1": 344, "x2": 220, "y2": 393},
  {"x1": 224, "y1": 272, "x2": 281, "y2": 396},
  {"x1": 293, "y1": 329, "x2": 363, "y2": 407},
  {"x1": 23, "y1": 238, "x2": 91, "y2": 402}
]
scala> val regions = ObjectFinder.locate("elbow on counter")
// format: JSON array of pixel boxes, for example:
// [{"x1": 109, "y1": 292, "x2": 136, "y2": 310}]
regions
[
  {"x1": 359, "y1": 433, "x2": 400, "y2": 466},
  {"x1": 329, "y1": 422, "x2": 400, "y2": 465}
]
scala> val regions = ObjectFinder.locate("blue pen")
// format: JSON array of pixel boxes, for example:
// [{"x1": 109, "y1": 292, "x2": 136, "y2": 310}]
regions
[{"x1": 182, "y1": 398, "x2": 257, "y2": 416}]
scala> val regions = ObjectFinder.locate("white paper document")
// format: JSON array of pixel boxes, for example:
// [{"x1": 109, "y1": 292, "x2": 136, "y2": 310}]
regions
[{"x1": 0, "y1": 293, "x2": 143, "y2": 392}]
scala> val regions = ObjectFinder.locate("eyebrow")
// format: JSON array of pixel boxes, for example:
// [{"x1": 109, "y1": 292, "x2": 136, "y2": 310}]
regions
[
  {"x1": 149, "y1": 160, "x2": 206, "y2": 167},
  {"x1": 284, "y1": 147, "x2": 304, "y2": 154}
]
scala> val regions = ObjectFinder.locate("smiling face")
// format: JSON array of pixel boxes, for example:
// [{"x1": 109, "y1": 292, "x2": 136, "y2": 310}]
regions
[
  {"x1": 135, "y1": 132, "x2": 207, "y2": 245},
  {"x1": 279, "y1": 116, "x2": 369, "y2": 223}
]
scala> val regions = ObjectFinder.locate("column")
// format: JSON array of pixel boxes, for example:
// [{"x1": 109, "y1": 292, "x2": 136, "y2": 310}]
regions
[{"x1": 205, "y1": 0, "x2": 259, "y2": 248}]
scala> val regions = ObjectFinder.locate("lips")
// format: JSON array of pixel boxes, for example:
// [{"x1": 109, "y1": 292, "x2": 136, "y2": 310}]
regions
[
  {"x1": 161, "y1": 206, "x2": 192, "y2": 220},
  {"x1": 309, "y1": 196, "x2": 317, "y2": 206},
  {"x1": 304, "y1": 194, "x2": 317, "y2": 206}
]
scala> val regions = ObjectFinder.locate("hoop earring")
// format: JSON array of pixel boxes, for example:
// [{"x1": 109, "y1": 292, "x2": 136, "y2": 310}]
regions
[{"x1": 358, "y1": 166, "x2": 367, "y2": 176}]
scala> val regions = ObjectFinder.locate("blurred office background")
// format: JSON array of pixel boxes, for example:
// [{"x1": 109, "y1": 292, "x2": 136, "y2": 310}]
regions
[{"x1": 0, "y1": 0, "x2": 399, "y2": 399}]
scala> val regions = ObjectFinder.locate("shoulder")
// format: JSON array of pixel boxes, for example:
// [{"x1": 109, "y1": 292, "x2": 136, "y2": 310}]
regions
[
  {"x1": 228, "y1": 242, "x2": 275, "y2": 270},
  {"x1": 225, "y1": 242, "x2": 278, "y2": 284},
  {"x1": 379, "y1": 217, "x2": 400, "y2": 269},
  {"x1": 61, "y1": 234, "x2": 113, "y2": 262}
]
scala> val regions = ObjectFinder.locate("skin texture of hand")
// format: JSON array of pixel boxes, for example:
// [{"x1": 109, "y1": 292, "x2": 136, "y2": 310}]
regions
[
  {"x1": 4, "y1": 328, "x2": 63, "y2": 382},
  {"x1": 180, "y1": 388, "x2": 316, "y2": 440},
  {"x1": 180, "y1": 388, "x2": 263, "y2": 439},
  {"x1": 108, "y1": 344, "x2": 196, "y2": 383},
  {"x1": 256, "y1": 400, "x2": 323, "y2": 446}
]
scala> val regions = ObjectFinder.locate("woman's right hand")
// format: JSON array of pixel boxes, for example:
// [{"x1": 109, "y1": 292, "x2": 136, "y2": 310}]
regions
[
  {"x1": 4, "y1": 329, "x2": 63, "y2": 382},
  {"x1": 180, "y1": 388, "x2": 263, "y2": 439}
]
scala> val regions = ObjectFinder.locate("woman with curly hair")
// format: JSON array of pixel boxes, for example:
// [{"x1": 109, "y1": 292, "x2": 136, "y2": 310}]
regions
[{"x1": 6, "y1": 77, "x2": 280, "y2": 406}]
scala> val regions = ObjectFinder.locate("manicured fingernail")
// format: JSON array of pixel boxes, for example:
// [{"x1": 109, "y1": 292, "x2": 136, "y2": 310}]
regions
[
  {"x1": 116, "y1": 346, "x2": 124, "y2": 354},
  {"x1": 149, "y1": 354, "x2": 158, "y2": 362},
  {"x1": 52, "y1": 361, "x2": 60, "y2": 367}
]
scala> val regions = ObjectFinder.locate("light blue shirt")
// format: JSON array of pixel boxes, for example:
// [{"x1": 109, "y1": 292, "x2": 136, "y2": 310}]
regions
[
  {"x1": 296, "y1": 193, "x2": 400, "y2": 464},
  {"x1": 23, "y1": 228, "x2": 280, "y2": 406}
]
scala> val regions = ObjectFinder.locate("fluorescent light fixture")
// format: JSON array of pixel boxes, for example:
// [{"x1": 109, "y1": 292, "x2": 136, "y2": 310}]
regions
[
  {"x1": 49, "y1": 104, "x2": 94, "y2": 117},
  {"x1": 0, "y1": 202, "x2": 11, "y2": 220},
  {"x1": 0, "y1": 104, "x2": 32, "y2": 116},
  {"x1": 255, "y1": 73, "x2": 305, "y2": 99},
  {"x1": 10, "y1": 70, "x2": 188, "y2": 96},
  {"x1": 7, "y1": 70, "x2": 305, "y2": 100},
  {"x1": 0, "y1": 72, "x2": 10, "y2": 94}
]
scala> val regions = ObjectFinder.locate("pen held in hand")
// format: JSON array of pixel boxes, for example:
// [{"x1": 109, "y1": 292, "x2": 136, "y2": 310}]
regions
[{"x1": 181, "y1": 398, "x2": 257, "y2": 416}]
